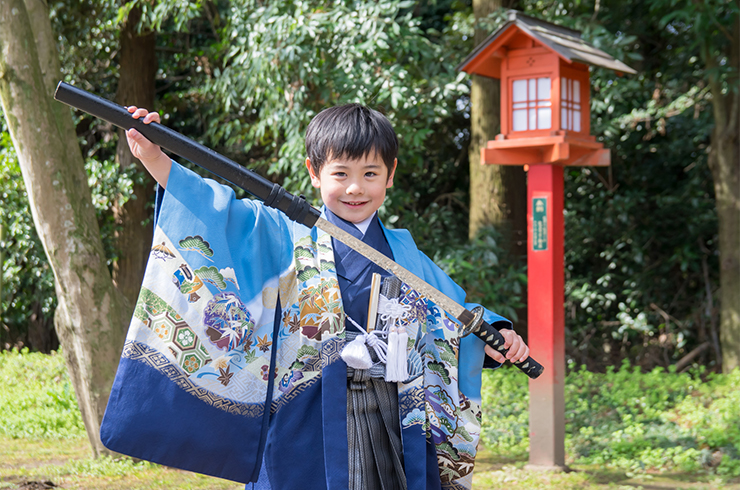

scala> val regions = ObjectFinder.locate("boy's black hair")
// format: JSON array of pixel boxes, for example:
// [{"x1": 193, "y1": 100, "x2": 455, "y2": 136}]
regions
[{"x1": 305, "y1": 104, "x2": 398, "y2": 177}]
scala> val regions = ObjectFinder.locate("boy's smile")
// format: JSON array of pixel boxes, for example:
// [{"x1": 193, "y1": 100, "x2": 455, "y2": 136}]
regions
[{"x1": 306, "y1": 153, "x2": 397, "y2": 224}]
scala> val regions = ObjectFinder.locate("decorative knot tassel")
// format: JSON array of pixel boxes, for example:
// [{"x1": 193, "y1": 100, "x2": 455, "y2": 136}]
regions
[
  {"x1": 341, "y1": 335, "x2": 373, "y2": 370},
  {"x1": 396, "y1": 328, "x2": 408, "y2": 381},
  {"x1": 385, "y1": 327, "x2": 408, "y2": 382}
]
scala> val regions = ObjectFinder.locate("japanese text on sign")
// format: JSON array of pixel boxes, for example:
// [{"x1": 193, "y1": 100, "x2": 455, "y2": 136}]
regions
[{"x1": 532, "y1": 197, "x2": 548, "y2": 251}]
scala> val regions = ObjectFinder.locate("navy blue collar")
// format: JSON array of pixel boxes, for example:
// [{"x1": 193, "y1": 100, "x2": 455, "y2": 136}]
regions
[{"x1": 325, "y1": 209, "x2": 390, "y2": 283}]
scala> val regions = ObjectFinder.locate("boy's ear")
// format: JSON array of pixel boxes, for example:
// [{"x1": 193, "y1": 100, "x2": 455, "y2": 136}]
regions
[
  {"x1": 386, "y1": 158, "x2": 398, "y2": 189},
  {"x1": 306, "y1": 158, "x2": 321, "y2": 188}
]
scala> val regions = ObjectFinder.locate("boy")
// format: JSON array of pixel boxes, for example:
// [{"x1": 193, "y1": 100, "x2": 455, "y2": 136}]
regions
[{"x1": 103, "y1": 103, "x2": 529, "y2": 490}]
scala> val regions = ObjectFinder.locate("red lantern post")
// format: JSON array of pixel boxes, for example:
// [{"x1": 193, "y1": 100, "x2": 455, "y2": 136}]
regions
[{"x1": 459, "y1": 10, "x2": 635, "y2": 469}]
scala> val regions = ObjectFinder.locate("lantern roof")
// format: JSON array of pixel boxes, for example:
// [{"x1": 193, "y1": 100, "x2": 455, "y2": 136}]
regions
[{"x1": 457, "y1": 10, "x2": 637, "y2": 76}]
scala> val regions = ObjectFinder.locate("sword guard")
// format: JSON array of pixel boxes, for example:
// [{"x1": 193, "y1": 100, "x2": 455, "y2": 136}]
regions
[{"x1": 460, "y1": 305, "x2": 485, "y2": 338}]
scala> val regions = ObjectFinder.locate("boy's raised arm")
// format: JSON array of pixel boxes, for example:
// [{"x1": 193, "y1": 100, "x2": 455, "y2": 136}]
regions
[{"x1": 125, "y1": 106, "x2": 172, "y2": 188}]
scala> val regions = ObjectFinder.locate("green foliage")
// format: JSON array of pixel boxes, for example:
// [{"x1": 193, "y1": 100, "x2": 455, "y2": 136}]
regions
[
  {"x1": 481, "y1": 364, "x2": 740, "y2": 478},
  {"x1": 438, "y1": 227, "x2": 527, "y2": 322},
  {"x1": 85, "y1": 155, "x2": 140, "y2": 267},
  {"x1": 134, "y1": 0, "x2": 474, "y2": 255},
  {"x1": 0, "y1": 121, "x2": 135, "y2": 349},
  {"x1": 208, "y1": 0, "x2": 464, "y2": 185},
  {"x1": 516, "y1": 0, "x2": 724, "y2": 369},
  {"x1": 51, "y1": 0, "x2": 121, "y2": 97},
  {"x1": 651, "y1": 0, "x2": 739, "y2": 85},
  {"x1": 0, "y1": 349, "x2": 85, "y2": 439},
  {"x1": 1, "y1": 0, "x2": 730, "y2": 375},
  {"x1": 480, "y1": 366, "x2": 531, "y2": 459},
  {"x1": 0, "y1": 130, "x2": 56, "y2": 346},
  {"x1": 0, "y1": 2, "x2": 145, "y2": 349}
]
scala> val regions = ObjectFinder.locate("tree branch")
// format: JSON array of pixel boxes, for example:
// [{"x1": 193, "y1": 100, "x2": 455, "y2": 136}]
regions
[{"x1": 691, "y1": 0, "x2": 734, "y2": 42}]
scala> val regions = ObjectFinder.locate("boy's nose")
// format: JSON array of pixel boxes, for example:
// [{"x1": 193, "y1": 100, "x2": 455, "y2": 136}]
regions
[{"x1": 346, "y1": 182, "x2": 363, "y2": 194}]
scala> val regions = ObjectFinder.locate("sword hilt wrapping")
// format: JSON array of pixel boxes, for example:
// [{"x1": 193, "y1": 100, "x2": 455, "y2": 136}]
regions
[{"x1": 466, "y1": 306, "x2": 544, "y2": 379}]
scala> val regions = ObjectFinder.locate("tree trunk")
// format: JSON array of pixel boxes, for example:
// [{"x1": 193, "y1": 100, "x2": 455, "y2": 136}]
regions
[
  {"x1": 469, "y1": 0, "x2": 527, "y2": 337},
  {"x1": 0, "y1": 0, "x2": 129, "y2": 455},
  {"x1": 112, "y1": 4, "x2": 157, "y2": 306},
  {"x1": 706, "y1": 13, "x2": 740, "y2": 373},
  {"x1": 0, "y1": 215, "x2": 3, "y2": 328},
  {"x1": 468, "y1": 0, "x2": 526, "y2": 251}
]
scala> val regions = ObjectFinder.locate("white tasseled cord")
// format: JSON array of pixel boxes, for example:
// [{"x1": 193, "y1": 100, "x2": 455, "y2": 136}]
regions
[
  {"x1": 378, "y1": 297, "x2": 410, "y2": 382},
  {"x1": 341, "y1": 315, "x2": 388, "y2": 370}
]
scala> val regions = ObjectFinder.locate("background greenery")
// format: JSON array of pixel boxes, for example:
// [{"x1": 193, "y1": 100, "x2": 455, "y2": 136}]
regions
[
  {"x1": 481, "y1": 364, "x2": 740, "y2": 479},
  {"x1": 0, "y1": 0, "x2": 729, "y2": 372},
  {"x1": 0, "y1": 349, "x2": 83, "y2": 439}
]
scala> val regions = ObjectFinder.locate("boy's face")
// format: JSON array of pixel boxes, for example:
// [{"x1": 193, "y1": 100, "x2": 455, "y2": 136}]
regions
[{"x1": 306, "y1": 153, "x2": 397, "y2": 224}]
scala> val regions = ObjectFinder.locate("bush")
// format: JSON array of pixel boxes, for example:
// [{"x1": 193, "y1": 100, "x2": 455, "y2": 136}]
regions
[
  {"x1": 0, "y1": 348, "x2": 85, "y2": 439},
  {"x1": 481, "y1": 363, "x2": 740, "y2": 478},
  {"x1": 0, "y1": 131, "x2": 57, "y2": 350},
  {"x1": 438, "y1": 226, "x2": 527, "y2": 322}
]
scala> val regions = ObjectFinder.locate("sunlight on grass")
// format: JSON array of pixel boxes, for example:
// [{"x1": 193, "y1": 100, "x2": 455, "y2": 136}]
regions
[
  {"x1": 0, "y1": 436, "x2": 242, "y2": 490},
  {"x1": 0, "y1": 349, "x2": 84, "y2": 439},
  {"x1": 481, "y1": 364, "x2": 740, "y2": 480}
]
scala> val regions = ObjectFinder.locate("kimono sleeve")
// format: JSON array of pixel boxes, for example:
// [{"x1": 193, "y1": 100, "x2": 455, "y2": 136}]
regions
[
  {"x1": 157, "y1": 161, "x2": 295, "y2": 280},
  {"x1": 100, "y1": 161, "x2": 295, "y2": 484}
]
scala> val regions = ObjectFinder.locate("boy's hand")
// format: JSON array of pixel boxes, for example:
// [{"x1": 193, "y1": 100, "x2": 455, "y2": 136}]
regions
[
  {"x1": 125, "y1": 106, "x2": 171, "y2": 188},
  {"x1": 125, "y1": 106, "x2": 163, "y2": 161},
  {"x1": 485, "y1": 329, "x2": 530, "y2": 364}
]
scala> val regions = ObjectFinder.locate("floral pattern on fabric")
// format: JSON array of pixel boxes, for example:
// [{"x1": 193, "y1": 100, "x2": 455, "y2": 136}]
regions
[
  {"x1": 202, "y1": 292, "x2": 256, "y2": 351},
  {"x1": 125, "y1": 224, "x2": 283, "y2": 405},
  {"x1": 279, "y1": 232, "x2": 345, "y2": 373},
  {"x1": 421, "y1": 307, "x2": 482, "y2": 489},
  {"x1": 393, "y1": 282, "x2": 482, "y2": 489}
]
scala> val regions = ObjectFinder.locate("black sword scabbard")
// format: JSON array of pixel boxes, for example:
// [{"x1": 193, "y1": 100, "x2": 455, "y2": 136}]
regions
[{"x1": 53, "y1": 81, "x2": 319, "y2": 228}]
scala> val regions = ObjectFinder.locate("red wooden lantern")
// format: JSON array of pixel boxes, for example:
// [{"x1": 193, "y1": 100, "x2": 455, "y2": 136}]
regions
[
  {"x1": 459, "y1": 10, "x2": 635, "y2": 167},
  {"x1": 458, "y1": 10, "x2": 635, "y2": 470}
]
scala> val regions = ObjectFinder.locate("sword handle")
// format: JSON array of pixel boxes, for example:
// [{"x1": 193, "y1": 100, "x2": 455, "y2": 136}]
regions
[{"x1": 466, "y1": 306, "x2": 544, "y2": 379}]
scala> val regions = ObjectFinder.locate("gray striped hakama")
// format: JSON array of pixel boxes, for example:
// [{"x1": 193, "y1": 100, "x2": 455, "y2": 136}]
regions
[
  {"x1": 347, "y1": 365, "x2": 407, "y2": 490},
  {"x1": 346, "y1": 275, "x2": 407, "y2": 490}
]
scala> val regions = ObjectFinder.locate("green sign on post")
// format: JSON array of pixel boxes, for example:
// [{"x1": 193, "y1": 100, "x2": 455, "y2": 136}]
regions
[{"x1": 532, "y1": 197, "x2": 548, "y2": 251}]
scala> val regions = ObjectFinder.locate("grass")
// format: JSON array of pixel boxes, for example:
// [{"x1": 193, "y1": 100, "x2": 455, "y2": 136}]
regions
[
  {"x1": 0, "y1": 349, "x2": 83, "y2": 440},
  {"x1": 481, "y1": 362, "x2": 740, "y2": 482},
  {"x1": 2, "y1": 349, "x2": 740, "y2": 489},
  {"x1": 0, "y1": 437, "x2": 242, "y2": 490},
  {"x1": 472, "y1": 445, "x2": 740, "y2": 489},
  {"x1": 3, "y1": 437, "x2": 737, "y2": 490}
]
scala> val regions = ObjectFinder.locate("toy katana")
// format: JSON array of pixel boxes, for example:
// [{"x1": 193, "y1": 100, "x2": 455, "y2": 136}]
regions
[{"x1": 54, "y1": 81, "x2": 543, "y2": 379}]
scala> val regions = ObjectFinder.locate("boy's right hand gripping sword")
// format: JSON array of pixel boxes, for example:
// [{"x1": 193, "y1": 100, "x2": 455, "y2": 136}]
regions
[{"x1": 54, "y1": 81, "x2": 544, "y2": 379}]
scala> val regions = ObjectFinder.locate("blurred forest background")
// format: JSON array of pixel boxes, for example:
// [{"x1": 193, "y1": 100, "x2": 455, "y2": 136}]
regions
[{"x1": 0, "y1": 0, "x2": 736, "y2": 375}]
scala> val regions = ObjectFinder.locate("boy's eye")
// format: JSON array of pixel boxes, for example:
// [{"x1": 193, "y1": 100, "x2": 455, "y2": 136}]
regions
[
  {"x1": 333, "y1": 172, "x2": 346, "y2": 177},
  {"x1": 365, "y1": 172, "x2": 377, "y2": 177}
]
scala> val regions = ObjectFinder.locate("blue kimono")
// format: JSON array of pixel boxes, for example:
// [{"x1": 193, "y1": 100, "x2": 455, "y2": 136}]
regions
[{"x1": 100, "y1": 162, "x2": 511, "y2": 489}]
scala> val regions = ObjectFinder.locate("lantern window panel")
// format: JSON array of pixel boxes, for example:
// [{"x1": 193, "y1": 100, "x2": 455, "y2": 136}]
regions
[
  {"x1": 511, "y1": 77, "x2": 552, "y2": 132},
  {"x1": 513, "y1": 108, "x2": 528, "y2": 131},
  {"x1": 537, "y1": 77, "x2": 550, "y2": 100},
  {"x1": 538, "y1": 107, "x2": 551, "y2": 129},
  {"x1": 513, "y1": 79, "x2": 528, "y2": 102},
  {"x1": 561, "y1": 77, "x2": 582, "y2": 132}
]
